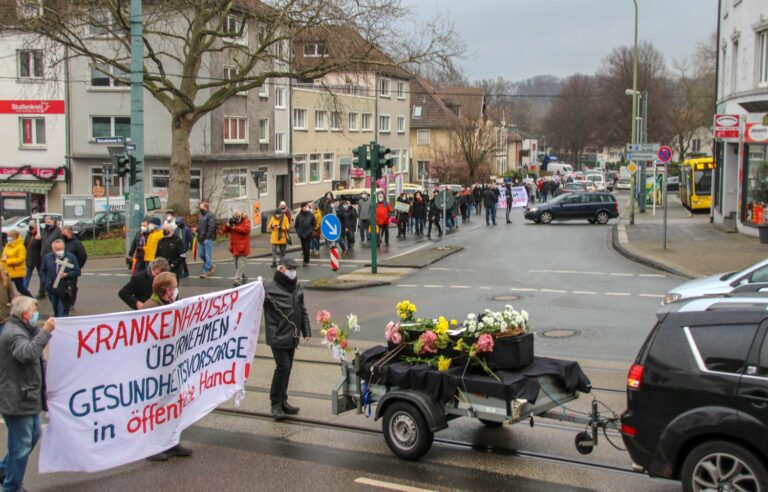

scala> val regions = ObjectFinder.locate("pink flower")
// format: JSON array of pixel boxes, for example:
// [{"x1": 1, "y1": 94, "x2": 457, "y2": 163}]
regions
[
  {"x1": 390, "y1": 332, "x2": 402, "y2": 345},
  {"x1": 325, "y1": 326, "x2": 340, "y2": 343},
  {"x1": 315, "y1": 310, "x2": 331, "y2": 324},
  {"x1": 385, "y1": 322, "x2": 402, "y2": 344},
  {"x1": 476, "y1": 333, "x2": 495, "y2": 353},
  {"x1": 419, "y1": 331, "x2": 438, "y2": 355},
  {"x1": 340, "y1": 339, "x2": 349, "y2": 349}
]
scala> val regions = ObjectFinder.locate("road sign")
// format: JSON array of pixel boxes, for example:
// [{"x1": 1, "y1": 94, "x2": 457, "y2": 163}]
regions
[
  {"x1": 714, "y1": 114, "x2": 740, "y2": 139},
  {"x1": 626, "y1": 143, "x2": 660, "y2": 161},
  {"x1": 321, "y1": 214, "x2": 341, "y2": 242},
  {"x1": 436, "y1": 189, "x2": 454, "y2": 209},
  {"x1": 329, "y1": 246, "x2": 339, "y2": 271},
  {"x1": 657, "y1": 146, "x2": 673, "y2": 163},
  {"x1": 627, "y1": 163, "x2": 638, "y2": 174},
  {"x1": 95, "y1": 136, "x2": 125, "y2": 144},
  {"x1": 125, "y1": 144, "x2": 136, "y2": 151}
]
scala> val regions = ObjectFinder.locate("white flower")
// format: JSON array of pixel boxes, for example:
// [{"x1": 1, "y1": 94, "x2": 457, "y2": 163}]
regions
[
  {"x1": 521, "y1": 310, "x2": 529, "y2": 321},
  {"x1": 478, "y1": 322, "x2": 485, "y2": 329},
  {"x1": 467, "y1": 313, "x2": 476, "y2": 320},
  {"x1": 500, "y1": 322, "x2": 507, "y2": 332},
  {"x1": 347, "y1": 313, "x2": 360, "y2": 332}
]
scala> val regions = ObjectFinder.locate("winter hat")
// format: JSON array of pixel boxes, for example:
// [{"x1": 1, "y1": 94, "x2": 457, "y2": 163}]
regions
[{"x1": 149, "y1": 217, "x2": 162, "y2": 227}]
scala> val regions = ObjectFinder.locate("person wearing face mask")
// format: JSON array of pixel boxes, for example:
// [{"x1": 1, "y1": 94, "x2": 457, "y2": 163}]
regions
[
  {"x1": 175, "y1": 217, "x2": 193, "y2": 279},
  {"x1": 336, "y1": 200, "x2": 357, "y2": 256},
  {"x1": 40, "y1": 239, "x2": 80, "y2": 318},
  {"x1": 268, "y1": 204, "x2": 291, "y2": 268},
  {"x1": 197, "y1": 201, "x2": 217, "y2": 278},
  {"x1": 311, "y1": 205, "x2": 323, "y2": 255},
  {"x1": 164, "y1": 211, "x2": 176, "y2": 227},
  {"x1": 143, "y1": 217, "x2": 164, "y2": 263},
  {"x1": 395, "y1": 192, "x2": 410, "y2": 239},
  {"x1": 224, "y1": 210, "x2": 251, "y2": 286},
  {"x1": 0, "y1": 296, "x2": 55, "y2": 492},
  {"x1": 128, "y1": 220, "x2": 150, "y2": 273},
  {"x1": 411, "y1": 191, "x2": 426, "y2": 237},
  {"x1": 357, "y1": 192, "x2": 371, "y2": 244},
  {"x1": 374, "y1": 192, "x2": 392, "y2": 247},
  {"x1": 320, "y1": 192, "x2": 334, "y2": 217},
  {"x1": 294, "y1": 203, "x2": 316, "y2": 266},
  {"x1": 61, "y1": 226, "x2": 87, "y2": 309},
  {"x1": 155, "y1": 223, "x2": 185, "y2": 281},
  {"x1": 263, "y1": 257, "x2": 311, "y2": 420},
  {"x1": 39, "y1": 215, "x2": 62, "y2": 260},
  {"x1": 23, "y1": 221, "x2": 42, "y2": 297},
  {"x1": 2, "y1": 230, "x2": 30, "y2": 297}
]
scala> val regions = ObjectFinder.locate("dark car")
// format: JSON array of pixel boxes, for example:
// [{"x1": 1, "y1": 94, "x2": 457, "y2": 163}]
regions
[
  {"x1": 73, "y1": 211, "x2": 125, "y2": 239},
  {"x1": 524, "y1": 192, "x2": 618, "y2": 224},
  {"x1": 621, "y1": 295, "x2": 768, "y2": 491}
]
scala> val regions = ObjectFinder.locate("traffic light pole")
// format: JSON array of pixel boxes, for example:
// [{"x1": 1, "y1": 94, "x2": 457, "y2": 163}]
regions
[
  {"x1": 126, "y1": 0, "x2": 145, "y2": 256},
  {"x1": 370, "y1": 142, "x2": 378, "y2": 274}
]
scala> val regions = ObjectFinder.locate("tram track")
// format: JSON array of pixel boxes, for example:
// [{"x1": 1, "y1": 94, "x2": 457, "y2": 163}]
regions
[{"x1": 212, "y1": 407, "x2": 664, "y2": 483}]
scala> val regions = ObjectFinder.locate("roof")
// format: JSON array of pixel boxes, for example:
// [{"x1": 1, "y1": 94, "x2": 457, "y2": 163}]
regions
[
  {"x1": 410, "y1": 77, "x2": 485, "y2": 129},
  {"x1": 507, "y1": 131, "x2": 523, "y2": 143}
]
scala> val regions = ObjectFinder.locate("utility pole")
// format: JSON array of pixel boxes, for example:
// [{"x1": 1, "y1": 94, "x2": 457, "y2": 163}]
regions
[
  {"x1": 629, "y1": 0, "x2": 638, "y2": 225},
  {"x1": 126, "y1": 0, "x2": 145, "y2": 255},
  {"x1": 369, "y1": 143, "x2": 379, "y2": 274},
  {"x1": 639, "y1": 89, "x2": 648, "y2": 213}
]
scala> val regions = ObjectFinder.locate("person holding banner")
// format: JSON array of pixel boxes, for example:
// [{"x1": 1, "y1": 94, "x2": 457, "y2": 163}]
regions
[
  {"x1": 0, "y1": 296, "x2": 55, "y2": 492},
  {"x1": 264, "y1": 257, "x2": 311, "y2": 420}
]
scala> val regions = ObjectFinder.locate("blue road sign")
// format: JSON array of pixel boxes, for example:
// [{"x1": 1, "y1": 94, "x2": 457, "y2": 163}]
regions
[
  {"x1": 321, "y1": 214, "x2": 341, "y2": 242},
  {"x1": 657, "y1": 146, "x2": 673, "y2": 163}
]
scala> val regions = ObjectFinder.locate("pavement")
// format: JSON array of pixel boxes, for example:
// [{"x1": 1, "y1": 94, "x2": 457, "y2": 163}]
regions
[{"x1": 613, "y1": 193, "x2": 767, "y2": 279}]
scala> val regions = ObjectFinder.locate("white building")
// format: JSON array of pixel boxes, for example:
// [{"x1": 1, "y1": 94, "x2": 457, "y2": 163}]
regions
[
  {"x1": 0, "y1": 28, "x2": 67, "y2": 215},
  {"x1": 713, "y1": 0, "x2": 768, "y2": 235},
  {"x1": 521, "y1": 138, "x2": 539, "y2": 170}
]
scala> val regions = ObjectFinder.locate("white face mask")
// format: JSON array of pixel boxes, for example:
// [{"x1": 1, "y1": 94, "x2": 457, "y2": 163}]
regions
[
  {"x1": 172, "y1": 288, "x2": 179, "y2": 300},
  {"x1": 140, "y1": 226, "x2": 148, "y2": 233},
  {"x1": 149, "y1": 224, "x2": 157, "y2": 231},
  {"x1": 54, "y1": 250, "x2": 65, "y2": 258},
  {"x1": 283, "y1": 269, "x2": 297, "y2": 280}
]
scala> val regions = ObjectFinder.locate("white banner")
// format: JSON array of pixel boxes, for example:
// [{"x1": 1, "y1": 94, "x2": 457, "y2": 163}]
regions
[
  {"x1": 511, "y1": 186, "x2": 529, "y2": 208},
  {"x1": 39, "y1": 281, "x2": 264, "y2": 473},
  {"x1": 498, "y1": 188, "x2": 507, "y2": 209}
]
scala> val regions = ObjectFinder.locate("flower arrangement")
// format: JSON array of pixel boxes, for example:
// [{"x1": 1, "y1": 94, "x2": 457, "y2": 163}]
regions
[
  {"x1": 463, "y1": 305, "x2": 529, "y2": 339},
  {"x1": 317, "y1": 310, "x2": 359, "y2": 361},
  {"x1": 396, "y1": 300, "x2": 417, "y2": 321}
]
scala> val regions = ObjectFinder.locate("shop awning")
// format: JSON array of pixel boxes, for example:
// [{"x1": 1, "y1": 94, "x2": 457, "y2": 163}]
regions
[{"x1": 0, "y1": 181, "x2": 55, "y2": 193}]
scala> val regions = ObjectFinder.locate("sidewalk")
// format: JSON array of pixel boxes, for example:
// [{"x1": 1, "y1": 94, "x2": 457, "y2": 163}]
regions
[{"x1": 612, "y1": 195, "x2": 767, "y2": 278}]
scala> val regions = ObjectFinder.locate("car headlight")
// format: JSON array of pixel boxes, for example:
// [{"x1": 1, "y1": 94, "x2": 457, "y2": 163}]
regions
[
  {"x1": 662, "y1": 293, "x2": 682, "y2": 305},
  {"x1": 527, "y1": 208, "x2": 538, "y2": 212}
]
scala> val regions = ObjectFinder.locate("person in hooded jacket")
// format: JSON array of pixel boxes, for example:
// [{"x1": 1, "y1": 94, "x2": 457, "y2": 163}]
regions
[
  {"x1": 374, "y1": 192, "x2": 392, "y2": 247},
  {"x1": 294, "y1": 203, "x2": 316, "y2": 266},
  {"x1": 2, "y1": 230, "x2": 30, "y2": 297},
  {"x1": 224, "y1": 210, "x2": 251, "y2": 286},
  {"x1": 320, "y1": 192, "x2": 334, "y2": 216},
  {"x1": 268, "y1": 205, "x2": 291, "y2": 268},
  {"x1": 357, "y1": 192, "x2": 371, "y2": 244},
  {"x1": 395, "y1": 192, "x2": 410, "y2": 239},
  {"x1": 175, "y1": 216, "x2": 193, "y2": 278},
  {"x1": 337, "y1": 200, "x2": 358, "y2": 256},
  {"x1": 143, "y1": 217, "x2": 164, "y2": 263},
  {"x1": 411, "y1": 191, "x2": 426, "y2": 236},
  {"x1": 263, "y1": 257, "x2": 311, "y2": 420},
  {"x1": 155, "y1": 223, "x2": 185, "y2": 280},
  {"x1": 426, "y1": 190, "x2": 443, "y2": 240}
]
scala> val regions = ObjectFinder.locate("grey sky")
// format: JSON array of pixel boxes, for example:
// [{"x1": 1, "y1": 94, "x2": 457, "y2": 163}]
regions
[{"x1": 402, "y1": 0, "x2": 716, "y2": 81}]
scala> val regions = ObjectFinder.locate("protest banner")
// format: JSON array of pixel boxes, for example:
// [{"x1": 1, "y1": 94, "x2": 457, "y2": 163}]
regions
[
  {"x1": 511, "y1": 186, "x2": 529, "y2": 208},
  {"x1": 39, "y1": 281, "x2": 264, "y2": 473},
  {"x1": 497, "y1": 188, "x2": 507, "y2": 209}
]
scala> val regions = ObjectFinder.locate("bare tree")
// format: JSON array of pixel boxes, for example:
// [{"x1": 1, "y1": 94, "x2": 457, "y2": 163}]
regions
[
  {"x1": 449, "y1": 117, "x2": 497, "y2": 184},
  {"x1": 7, "y1": 0, "x2": 461, "y2": 214},
  {"x1": 543, "y1": 74, "x2": 598, "y2": 168}
]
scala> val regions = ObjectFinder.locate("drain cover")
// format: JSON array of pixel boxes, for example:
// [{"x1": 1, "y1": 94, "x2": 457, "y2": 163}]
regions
[
  {"x1": 541, "y1": 329, "x2": 578, "y2": 339},
  {"x1": 492, "y1": 295, "x2": 521, "y2": 301}
]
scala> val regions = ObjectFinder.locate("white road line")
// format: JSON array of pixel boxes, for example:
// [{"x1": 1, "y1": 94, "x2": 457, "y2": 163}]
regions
[
  {"x1": 450, "y1": 285, "x2": 471, "y2": 289},
  {"x1": 610, "y1": 273, "x2": 635, "y2": 277},
  {"x1": 540, "y1": 288, "x2": 567, "y2": 293},
  {"x1": 605, "y1": 292, "x2": 631, "y2": 296},
  {"x1": 423, "y1": 284, "x2": 443, "y2": 288},
  {"x1": 398, "y1": 284, "x2": 418, "y2": 287},
  {"x1": 582, "y1": 271, "x2": 607, "y2": 275},
  {"x1": 82, "y1": 273, "x2": 95, "y2": 276},
  {"x1": 510, "y1": 288, "x2": 538, "y2": 292},
  {"x1": 572, "y1": 291, "x2": 597, "y2": 295},
  {"x1": 208, "y1": 276, "x2": 224, "y2": 279},
  {"x1": 479, "y1": 286, "x2": 492, "y2": 290},
  {"x1": 114, "y1": 274, "x2": 130, "y2": 277},
  {"x1": 97, "y1": 273, "x2": 111, "y2": 276},
  {"x1": 428, "y1": 267, "x2": 451, "y2": 271},
  {"x1": 639, "y1": 294, "x2": 665, "y2": 298},
  {"x1": 354, "y1": 477, "x2": 435, "y2": 492},
  {"x1": 639, "y1": 274, "x2": 666, "y2": 278}
]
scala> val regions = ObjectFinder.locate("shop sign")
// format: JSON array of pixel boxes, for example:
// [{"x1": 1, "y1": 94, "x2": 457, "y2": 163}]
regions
[
  {"x1": 745, "y1": 123, "x2": 768, "y2": 144},
  {"x1": 713, "y1": 114, "x2": 740, "y2": 139},
  {"x1": 0, "y1": 100, "x2": 65, "y2": 114},
  {"x1": 0, "y1": 166, "x2": 66, "y2": 181}
]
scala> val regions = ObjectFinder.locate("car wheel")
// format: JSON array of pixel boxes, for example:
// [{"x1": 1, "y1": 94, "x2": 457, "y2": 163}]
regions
[
  {"x1": 595, "y1": 211, "x2": 610, "y2": 225},
  {"x1": 540, "y1": 211, "x2": 553, "y2": 224},
  {"x1": 382, "y1": 401, "x2": 434, "y2": 461},
  {"x1": 681, "y1": 440, "x2": 768, "y2": 492}
]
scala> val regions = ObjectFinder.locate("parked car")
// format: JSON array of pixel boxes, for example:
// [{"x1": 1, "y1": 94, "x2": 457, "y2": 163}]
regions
[
  {"x1": 559, "y1": 182, "x2": 587, "y2": 195},
  {"x1": 662, "y1": 257, "x2": 768, "y2": 305},
  {"x1": 524, "y1": 192, "x2": 619, "y2": 224},
  {"x1": 72, "y1": 211, "x2": 126, "y2": 239},
  {"x1": 1, "y1": 213, "x2": 63, "y2": 240},
  {"x1": 585, "y1": 173, "x2": 608, "y2": 191},
  {"x1": 616, "y1": 177, "x2": 631, "y2": 190},
  {"x1": 666, "y1": 176, "x2": 679, "y2": 192},
  {"x1": 621, "y1": 294, "x2": 768, "y2": 490}
]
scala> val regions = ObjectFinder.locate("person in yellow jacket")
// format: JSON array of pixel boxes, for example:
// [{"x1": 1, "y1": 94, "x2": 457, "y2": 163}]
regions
[
  {"x1": 1, "y1": 230, "x2": 31, "y2": 296},
  {"x1": 268, "y1": 205, "x2": 291, "y2": 268},
  {"x1": 311, "y1": 205, "x2": 322, "y2": 256},
  {"x1": 143, "y1": 217, "x2": 164, "y2": 263}
]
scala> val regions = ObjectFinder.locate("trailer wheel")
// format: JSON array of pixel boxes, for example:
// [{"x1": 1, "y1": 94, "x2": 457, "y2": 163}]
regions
[
  {"x1": 575, "y1": 431, "x2": 594, "y2": 455},
  {"x1": 382, "y1": 401, "x2": 434, "y2": 461},
  {"x1": 478, "y1": 419, "x2": 504, "y2": 428}
]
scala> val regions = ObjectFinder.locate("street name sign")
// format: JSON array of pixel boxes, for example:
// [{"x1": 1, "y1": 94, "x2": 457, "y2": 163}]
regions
[
  {"x1": 626, "y1": 143, "x2": 660, "y2": 161},
  {"x1": 95, "y1": 136, "x2": 125, "y2": 144},
  {"x1": 321, "y1": 214, "x2": 341, "y2": 242}
]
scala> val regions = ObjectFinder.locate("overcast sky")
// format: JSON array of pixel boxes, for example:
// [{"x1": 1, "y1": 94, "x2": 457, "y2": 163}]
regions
[{"x1": 401, "y1": 0, "x2": 717, "y2": 81}]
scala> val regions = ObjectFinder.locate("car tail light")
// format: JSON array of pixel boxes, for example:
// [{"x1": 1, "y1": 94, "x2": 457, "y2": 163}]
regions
[
  {"x1": 621, "y1": 423, "x2": 637, "y2": 437},
  {"x1": 613, "y1": 202, "x2": 618, "y2": 211},
  {"x1": 627, "y1": 364, "x2": 644, "y2": 390}
]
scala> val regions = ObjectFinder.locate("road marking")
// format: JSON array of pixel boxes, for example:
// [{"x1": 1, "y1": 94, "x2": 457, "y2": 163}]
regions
[
  {"x1": 510, "y1": 288, "x2": 538, "y2": 292},
  {"x1": 423, "y1": 284, "x2": 443, "y2": 288},
  {"x1": 639, "y1": 274, "x2": 666, "y2": 278},
  {"x1": 208, "y1": 276, "x2": 224, "y2": 279},
  {"x1": 398, "y1": 284, "x2": 417, "y2": 287},
  {"x1": 82, "y1": 273, "x2": 95, "y2": 276},
  {"x1": 97, "y1": 273, "x2": 111, "y2": 276},
  {"x1": 539, "y1": 289, "x2": 567, "y2": 293},
  {"x1": 354, "y1": 477, "x2": 435, "y2": 492},
  {"x1": 639, "y1": 294, "x2": 665, "y2": 298},
  {"x1": 610, "y1": 273, "x2": 634, "y2": 277},
  {"x1": 605, "y1": 292, "x2": 631, "y2": 296},
  {"x1": 572, "y1": 291, "x2": 597, "y2": 295},
  {"x1": 479, "y1": 286, "x2": 492, "y2": 290},
  {"x1": 450, "y1": 285, "x2": 471, "y2": 289},
  {"x1": 582, "y1": 271, "x2": 607, "y2": 276},
  {"x1": 428, "y1": 267, "x2": 450, "y2": 271},
  {"x1": 114, "y1": 274, "x2": 129, "y2": 277}
]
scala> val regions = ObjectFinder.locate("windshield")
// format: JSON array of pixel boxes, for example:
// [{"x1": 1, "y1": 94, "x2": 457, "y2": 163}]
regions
[
  {"x1": 694, "y1": 170, "x2": 712, "y2": 195},
  {"x1": 586, "y1": 175, "x2": 601, "y2": 182},
  {"x1": 3, "y1": 216, "x2": 25, "y2": 226}
]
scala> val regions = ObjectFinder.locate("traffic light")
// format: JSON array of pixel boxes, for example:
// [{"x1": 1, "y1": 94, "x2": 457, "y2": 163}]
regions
[
  {"x1": 377, "y1": 145, "x2": 394, "y2": 169},
  {"x1": 352, "y1": 145, "x2": 368, "y2": 169},
  {"x1": 115, "y1": 155, "x2": 130, "y2": 176}
]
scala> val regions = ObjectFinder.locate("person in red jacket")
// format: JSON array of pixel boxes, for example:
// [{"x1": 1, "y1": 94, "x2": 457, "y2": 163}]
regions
[
  {"x1": 374, "y1": 192, "x2": 392, "y2": 247},
  {"x1": 224, "y1": 210, "x2": 251, "y2": 286}
]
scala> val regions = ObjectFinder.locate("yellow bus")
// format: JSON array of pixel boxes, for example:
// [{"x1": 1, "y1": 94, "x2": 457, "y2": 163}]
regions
[{"x1": 679, "y1": 157, "x2": 714, "y2": 211}]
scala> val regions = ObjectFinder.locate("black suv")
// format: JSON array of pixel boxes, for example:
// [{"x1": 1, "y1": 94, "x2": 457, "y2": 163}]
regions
[
  {"x1": 622, "y1": 295, "x2": 768, "y2": 491},
  {"x1": 524, "y1": 192, "x2": 618, "y2": 224}
]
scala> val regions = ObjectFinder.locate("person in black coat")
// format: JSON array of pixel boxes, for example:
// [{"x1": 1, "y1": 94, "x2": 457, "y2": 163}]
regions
[
  {"x1": 175, "y1": 217, "x2": 194, "y2": 278},
  {"x1": 62, "y1": 226, "x2": 87, "y2": 309},
  {"x1": 39, "y1": 215, "x2": 62, "y2": 259},
  {"x1": 426, "y1": 191, "x2": 443, "y2": 240},
  {"x1": 411, "y1": 191, "x2": 426, "y2": 236},
  {"x1": 128, "y1": 220, "x2": 149, "y2": 273},
  {"x1": 336, "y1": 201, "x2": 358, "y2": 256},
  {"x1": 118, "y1": 258, "x2": 170, "y2": 310},
  {"x1": 293, "y1": 203, "x2": 316, "y2": 266},
  {"x1": 155, "y1": 224, "x2": 185, "y2": 280},
  {"x1": 40, "y1": 240, "x2": 81, "y2": 317},
  {"x1": 395, "y1": 193, "x2": 409, "y2": 239},
  {"x1": 23, "y1": 221, "x2": 42, "y2": 296},
  {"x1": 483, "y1": 185, "x2": 499, "y2": 226}
]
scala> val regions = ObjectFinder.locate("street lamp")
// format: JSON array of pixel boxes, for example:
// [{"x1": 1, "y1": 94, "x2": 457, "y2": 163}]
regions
[{"x1": 628, "y1": 0, "x2": 639, "y2": 225}]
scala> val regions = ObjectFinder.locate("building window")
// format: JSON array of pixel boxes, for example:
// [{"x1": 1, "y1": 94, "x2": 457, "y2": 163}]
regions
[
  {"x1": 224, "y1": 14, "x2": 247, "y2": 43},
  {"x1": 417, "y1": 129, "x2": 430, "y2": 145},
  {"x1": 379, "y1": 115, "x2": 391, "y2": 133},
  {"x1": 19, "y1": 117, "x2": 45, "y2": 146},
  {"x1": 745, "y1": 145, "x2": 768, "y2": 224},
  {"x1": 275, "y1": 132, "x2": 285, "y2": 153},
  {"x1": 91, "y1": 167, "x2": 123, "y2": 197},
  {"x1": 258, "y1": 80, "x2": 269, "y2": 98},
  {"x1": 692, "y1": 139, "x2": 702, "y2": 153},
  {"x1": 323, "y1": 153, "x2": 334, "y2": 181},
  {"x1": 397, "y1": 81, "x2": 405, "y2": 99},
  {"x1": 412, "y1": 105, "x2": 422, "y2": 118},
  {"x1": 18, "y1": 50, "x2": 43, "y2": 79},
  {"x1": 151, "y1": 168, "x2": 201, "y2": 200},
  {"x1": 397, "y1": 115, "x2": 405, "y2": 133},
  {"x1": 378, "y1": 78, "x2": 390, "y2": 97},
  {"x1": 258, "y1": 118, "x2": 269, "y2": 144},
  {"x1": 91, "y1": 63, "x2": 128, "y2": 87},
  {"x1": 256, "y1": 166, "x2": 268, "y2": 195},
  {"x1": 399, "y1": 149, "x2": 408, "y2": 173},
  {"x1": 759, "y1": 31, "x2": 768, "y2": 87},
  {"x1": 88, "y1": 10, "x2": 114, "y2": 37},
  {"x1": 330, "y1": 112, "x2": 343, "y2": 131},
  {"x1": 91, "y1": 116, "x2": 131, "y2": 140},
  {"x1": 294, "y1": 155, "x2": 307, "y2": 184},
  {"x1": 391, "y1": 150, "x2": 399, "y2": 173},
  {"x1": 348, "y1": 112, "x2": 358, "y2": 131},
  {"x1": 731, "y1": 39, "x2": 739, "y2": 92},
  {"x1": 293, "y1": 108, "x2": 307, "y2": 130},
  {"x1": 417, "y1": 161, "x2": 429, "y2": 181},
  {"x1": 362, "y1": 113, "x2": 372, "y2": 131},
  {"x1": 309, "y1": 153, "x2": 321, "y2": 183},
  {"x1": 315, "y1": 110, "x2": 327, "y2": 130},
  {"x1": 224, "y1": 117, "x2": 248, "y2": 144},
  {"x1": 275, "y1": 87, "x2": 286, "y2": 108},
  {"x1": 303, "y1": 43, "x2": 328, "y2": 57},
  {"x1": 224, "y1": 66, "x2": 247, "y2": 94},
  {"x1": 222, "y1": 168, "x2": 248, "y2": 200}
]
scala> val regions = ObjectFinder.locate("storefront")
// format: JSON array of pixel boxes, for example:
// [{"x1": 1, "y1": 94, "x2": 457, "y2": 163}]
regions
[
  {"x1": 0, "y1": 166, "x2": 67, "y2": 217},
  {"x1": 741, "y1": 123, "x2": 768, "y2": 226}
]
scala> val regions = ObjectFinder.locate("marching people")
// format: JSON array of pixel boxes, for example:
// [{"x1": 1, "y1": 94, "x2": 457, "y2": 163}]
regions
[
  {"x1": 61, "y1": 226, "x2": 87, "y2": 309},
  {"x1": 268, "y1": 205, "x2": 291, "y2": 268},
  {"x1": 224, "y1": 210, "x2": 251, "y2": 286},
  {"x1": 23, "y1": 221, "x2": 42, "y2": 297},
  {"x1": 2, "y1": 230, "x2": 31, "y2": 297},
  {"x1": 197, "y1": 201, "x2": 217, "y2": 278},
  {"x1": 40, "y1": 239, "x2": 80, "y2": 318},
  {"x1": 395, "y1": 192, "x2": 409, "y2": 239},
  {"x1": 426, "y1": 190, "x2": 443, "y2": 240},
  {"x1": 127, "y1": 219, "x2": 149, "y2": 273},
  {"x1": 155, "y1": 223, "x2": 185, "y2": 281},
  {"x1": 357, "y1": 191, "x2": 371, "y2": 244},
  {"x1": 483, "y1": 184, "x2": 499, "y2": 226},
  {"x1": 412, "y1": 191, "x2": 426, "y2": 237},
  {"x1": 505, "y1": 181, "x2": 514, "y2": 224},
  {"x1": 294, "y1": 203, "x2": 316, "y2": 266},
  {"x1": 374, "y1": 192, "x2": 392, "y2": 247},
  {"x1": 473, "y1": 185, "x2": 483, "y2": 216},
  {"x1": 118, "y1": 258, "x2": 171, "y2": 310},
  {"x1": 37, "y1": 216, "x2": 61, "y2": 299},
  {"x1": 0, "y1": 266, "x2": 18, "y2": 324},
  {"x1": 337, "y1": 200, "x2": 357, "y2": 256},
  {"x1": 263, "y1": 257, "x2": 311, "y2": 420},
  {"x1": 142, "y1": 217, "x2": 164, "y2": 264},
  {"x1": 320, "y1": 192, "x2": 334, "y2": 216},
  {"x1": 0, "y1": 296, "x2": 55, "y2": 492},
  {"x1": 175, "y1": 216, "x2": 194, "y2": 279}
]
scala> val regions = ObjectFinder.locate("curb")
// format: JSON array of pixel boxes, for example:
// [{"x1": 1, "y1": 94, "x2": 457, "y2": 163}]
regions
[
  {"x1": 372, "y1": 245, "x2": 464, "y2": 268},
  {"x1": 611, "y1": 224, "x2": 695, "y2": 279},
  {"x1": 304, "y1": 279, "x2": 392, "y2": 291}
]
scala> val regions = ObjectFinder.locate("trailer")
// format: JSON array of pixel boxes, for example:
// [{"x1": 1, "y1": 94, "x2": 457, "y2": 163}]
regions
[{"x1": 331, "y1": 350, "x2": 620, "y2": 460}]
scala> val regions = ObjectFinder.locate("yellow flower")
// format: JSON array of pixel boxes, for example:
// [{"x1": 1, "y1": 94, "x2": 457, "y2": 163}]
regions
[
  {"x1": 435, "y1": 316, "x2": 448, "y2": 335},
  {"x1": 450, "y1": 319, "x2": 458, "y2": 326},
  {"x1": 408, "y1": 304, "x2": 417, "y2": 312},
  {"x1": 437, "y1": 355, "x2": 451, "y2": 372},
  {"x1": 453, "y1": 338, "x2": 464, "y2": 352}
]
